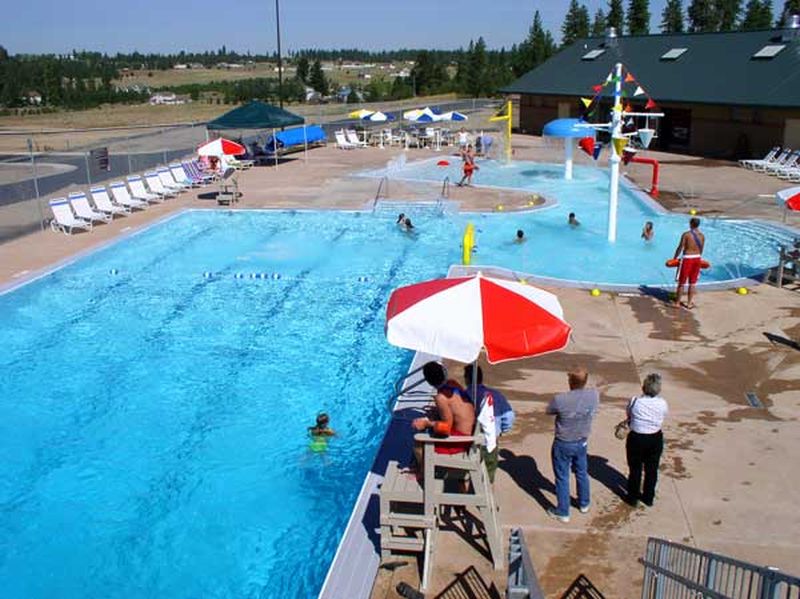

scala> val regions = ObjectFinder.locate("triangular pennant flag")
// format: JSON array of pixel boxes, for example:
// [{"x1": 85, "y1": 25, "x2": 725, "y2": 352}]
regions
[
  {"x1": 645, "y1": 98, "x2": 657, "y2": 110},
  {"x1": 593, "y1": 142, "x2": 603, "y2": 161},
  {"x1": 624, "y1": 103, "x2": 633, "y2": 113},
  {"x1": 638, "y1": 128, "x2": 655, "y2": 148},
  {"x1": 581, "y1": 97, "x2": 592, "y2": 108},
  {"x1": 612, "y1": 76, "x2": 621, "y2": 83},
  {"x1": 605, "y1": 73, "x2": 613, "y2": 83},
  {"x1": 592, "y1": 84, "x2": 603, "y2": 93},
  {"x1": 620, "y1": 90, "x2": 628, "y2": 98},
  {"x1": 625, "y1": 73, "x2": 635, "y2": 83},
  {"x1": 612, "y1": 136, "x2": 628, "y2": 156},
  {"x1": 634, "y1": 86, "x2": 645, "y2": 97},
  {"x1": 579, "y1": 136, "x2": 595, "y2": 156},
  {"x1": 613, "y1": 102, "x2": 623, "y2": 112}
]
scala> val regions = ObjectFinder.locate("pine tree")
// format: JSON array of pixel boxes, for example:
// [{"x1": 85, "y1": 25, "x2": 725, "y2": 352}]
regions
[
  {"x1": 687, "y1": 0, "x2": 718, "y2": 31},
  {"x1": 740, "y1": 0, "x2": 772, "y2": 28},
  {"x1": 515, "y1": 10, "x2": 557, "y2": 76},
  {"x1": 607, "y1": 0, "x2": 626, "y2": 32},
  {"x1": 592, "y1": 9, "x2": 607, "y2": 35},
  {"x1": 662, "y1": 0, "x2": 685, "y2": 31},
  {"x1": 309, "y1": 60, "x2": 328, "y2": 95},
  {"x1": 562, "y1": 0, "x2": 591, "y2": 46},
  {"x1": 776, "y1": 0, "x2": 800, "y2": 25},
  {"x1": 715, "y1": 0, "x2": 741, "y2": 30},
  {"x1": 627, "y1": 0, "x2": 651, "y2": 33},
  {"x1": 296, "y1": 56, "x2": 309, "y2": 82},
  {"x1": 465, "y1": 38, "x2": 488, "y2": 97}
]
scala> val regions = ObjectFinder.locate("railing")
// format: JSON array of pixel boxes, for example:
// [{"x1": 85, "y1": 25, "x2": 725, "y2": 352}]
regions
[
  {"x1": 386, "y1": 364, "x2": 431, "y2": 408},
  {"x1": 640, "y1": 538, "x2": 800, "y2": 599},
  {"x1": 507, "y1": 528, "x2": 545, "y2": 599},
  {"x1": 372, "y1": 176, "x2": 389, "y2": 212},
  {"x1": 441, "y1": 176, "x2": 451, "y2": 199}
]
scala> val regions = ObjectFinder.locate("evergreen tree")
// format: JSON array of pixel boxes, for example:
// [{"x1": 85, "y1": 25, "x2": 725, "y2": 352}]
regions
[
  {"x1": 308, "y1": 60, "x2": 328, "y2": 95},
  {"x1": 0, "y1": 46, "x2": 8, "y2": 62},
  {"x1": 715, "y1": 0, "x2": 741, "y2": 29},
  {"x1": 776, "y1": 0, "x2": 800, "y2": 25},
  {"x1": 562, "y1": 0, "x2": 591, "y2": 46},
  {"x1": 688, "y1": 0, "x2": 719, "y2": 31},
  {"x1": 607, "y1": 0, "x2": 626, "y2": 32},
  {"x1": 627, "y1": 0, "x2": 651, "y2": 33},
  {"x1": 592, "y1": 8, "x2": 608, "y2": 35},
  {"x1": 296, "y1": 56, "x2": 309, "y2": 82},
  {"x1": 464, "y1": 38, "x2": 488, "y2": 97},
  {"x1": 740, "y1": 0, "x2": 772, "y2": 28},
  {"x1": 515, "y1": 10, "x2": 557, "y2": 76},
  {"x1": 661, "y1": 0, "x2": 686, "y2": 31}
]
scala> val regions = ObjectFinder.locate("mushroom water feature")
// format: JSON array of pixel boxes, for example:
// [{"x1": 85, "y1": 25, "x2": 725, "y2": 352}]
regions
[{"x1": 542, "y1": 118, "x2": 594, "y2": 181}]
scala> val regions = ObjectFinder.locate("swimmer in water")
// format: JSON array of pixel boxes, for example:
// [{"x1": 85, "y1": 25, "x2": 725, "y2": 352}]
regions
[
  {"x1": 396, "y1": 213, "x2": 405, "y2": 225},
  {"x1": 642, "y1": 221, "x2": 654, "y2": 241},
  {"x1": 515, "y1": 229, "x2": 526, "y2": 243},
  {"x1": 402, "y1": 217, "x2": 415, "y2": 232},
  {"x1": 308, "y1": 412, "x2": 336, "y2": 454},
  {"x1": 568, "y1": 213, "x2": 580, "y2": 228}
]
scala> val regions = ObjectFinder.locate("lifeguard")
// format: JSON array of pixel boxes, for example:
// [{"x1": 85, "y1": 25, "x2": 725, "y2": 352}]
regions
[{"x1": 672, "y1": 217, "x2": 705, "y2": 309}]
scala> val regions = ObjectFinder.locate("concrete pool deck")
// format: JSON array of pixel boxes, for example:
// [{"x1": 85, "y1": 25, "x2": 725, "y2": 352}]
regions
[{"x1": 0, "y1": 135, "x2": 798, "y2": 598}]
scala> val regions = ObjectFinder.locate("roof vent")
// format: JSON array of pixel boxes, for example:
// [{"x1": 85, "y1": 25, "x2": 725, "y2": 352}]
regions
[
  {"x1": 790, "y1": 14, "x2": 800, "y2": 29},
  {"x1": 606, "y1": 27, "x2": 617, "y2": 40}
]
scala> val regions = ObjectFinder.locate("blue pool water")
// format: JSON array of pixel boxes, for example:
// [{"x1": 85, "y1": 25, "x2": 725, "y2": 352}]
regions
[
  {"x1": 0, "y1": 210, "x2": 461, "y2": 599},
  {"x1": 366, "y1": 158, "x2": 791, "y2": 287}
]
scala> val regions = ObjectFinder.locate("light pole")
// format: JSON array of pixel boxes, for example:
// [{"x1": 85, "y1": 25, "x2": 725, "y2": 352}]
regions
[{"x1": 275, "y1": 0, "x2": 283, "y2": 108}]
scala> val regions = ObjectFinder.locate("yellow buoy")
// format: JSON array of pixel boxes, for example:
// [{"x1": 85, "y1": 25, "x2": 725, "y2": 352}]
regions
[
  {"x1": 527, "y1": 200, "x2": 535, "y2": 206},
  {"x1": 590, "y1": 288, "x2": 601, "y2": 297},
  {"x1": 496, "y1": 204, "x2": 504, "y2": 211},
  {"x1": 737, "y1": 287, "x2": 749, "y2": 295},
  {"x1": 689, "y1": 209, "x2": 697, "y2": 216}
]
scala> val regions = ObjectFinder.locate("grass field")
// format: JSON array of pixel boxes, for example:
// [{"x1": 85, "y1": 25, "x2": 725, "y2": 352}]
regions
[{"x1": 119, "y1": 64, "x2": 283, "y2": 88}]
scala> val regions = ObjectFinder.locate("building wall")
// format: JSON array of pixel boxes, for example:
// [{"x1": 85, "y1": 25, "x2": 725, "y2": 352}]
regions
[{"x1": 517, "y1": 93, "x2": 800, "y2": 159}]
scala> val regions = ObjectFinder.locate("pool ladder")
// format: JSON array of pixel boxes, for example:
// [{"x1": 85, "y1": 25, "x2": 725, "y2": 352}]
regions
[{"x1": 372, "y1": 176, "x2": 389, "y2": 212}]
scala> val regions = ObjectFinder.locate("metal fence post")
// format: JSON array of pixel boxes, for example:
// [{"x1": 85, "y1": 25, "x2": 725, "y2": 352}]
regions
[
  {"x1": 27, "y1": 137, "x2": 44, "y2": 231},
  {"x1": 84, "y1": 151, "x2": 92, "y2": 187},
  {"x1": 127, "y1": 133, "x2": 133, "y2": 175},
  {"x1": 654, "y1": 542, "x2": 668, "y2": 599}
]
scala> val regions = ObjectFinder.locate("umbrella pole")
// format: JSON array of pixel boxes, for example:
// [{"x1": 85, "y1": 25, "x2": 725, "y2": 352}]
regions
[
  {"x1": 471, "y1": 359, "x2": 479, "y2": 411},
  {"x1": 273, "y1": 128, "x2": 278, "y2": 168},
  {"x1": 303, "y1": 126, "x2": 308, "y2": 164}
]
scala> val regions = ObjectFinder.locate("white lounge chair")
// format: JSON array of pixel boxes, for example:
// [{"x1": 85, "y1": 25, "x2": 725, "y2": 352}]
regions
[
  {"x1": 144, "y1": 172, "x2": 177, "y2": 198},
  {"x1": 753, "y1": 148, "x2": 792, "y2": 172},
  {"x1": 127, "y1": 175, "x2": 164, "y2": 203},
  {"x1": 68, "y1": 192, "x2": 112, "y2": 224},
  {"x1": 90, "y1": 186, "x2": 129, "y2": 217},
  {"x1": 740, "y1": 146, "x2": 779, "y2": 169},
  {"x1": 110, "y1": 182, "x2": 149, "y2": 210},
  {"x1": 335, "y1": 131, "x2": 356, "y2": 150},
  {"x1": 157, "y1": 167, "x2": 189, "y2": 191},
  {"x1": 169, "y1": 163, "x2": 198, "y2": 188},
  {"x1": 770, "y1": 151, "x2": 800, "y2": 177},
  {"x1": 49, "y1": 198, "x2": 92, "y2": 234},
  {"x1": 181, "y1": 161, "x2": 213, "y2": 185},
  {"x1": 345, "y1": 129, "x2": 368, "y2": 148}
]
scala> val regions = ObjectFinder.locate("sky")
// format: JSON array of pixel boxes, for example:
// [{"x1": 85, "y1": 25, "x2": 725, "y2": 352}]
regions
[{"x1": 1, "y1": 0, "x2": 789, "y2": 55}]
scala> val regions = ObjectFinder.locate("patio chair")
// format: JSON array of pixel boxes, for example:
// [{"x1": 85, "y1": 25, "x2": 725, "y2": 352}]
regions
[
  {"x1": 226, "y1": 156, "x2": 255, "y2": 170},
  {"x1": 169, "y1": 163, "x2": 199, "y2": 188},
  {"x1": 109, "y1": 182, "x2": 149, "y2": 210},
  {"x1": 144, "y1": 172, "x2": 177, "y2": 198},
  {"x1": 68, "y1": 191, "x2": 112, "y2": 224},
  {"x1": 345, "y1": 129, "x2": 368, "y2": 148},
  {"x1": 379, "y1": 428, "x2": 504, "y2": 592},
  {"x1": 49, "y1": 198, "x2": 92, "y2": 234},
  {"x1": 740, "y1": 146, "x2": 779, "y2": 169},
  {"x1": 335, "y1": 131, "x2": 356, "y2": 150},
  {"x1": 90, "y1": 186, "x2": 129, "y2": 217},
  {"x1": 127, "y1": 175, "x2": 165, "y2": 203},
  {"x1": 753, "y1": 148, "x2": 792, "y2": 172},
  {"x1": 157, "y1": 167, "x2": 189, "y2": 191},
  {"x1": 765, "y1": 151, "x2": 800, "y2": 176},
  {"x1": 181, "y1": 161, "x2": 214, "y2": 185}
]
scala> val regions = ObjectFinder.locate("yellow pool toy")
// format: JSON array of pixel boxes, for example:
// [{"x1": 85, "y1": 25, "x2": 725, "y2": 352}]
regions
[
  {"x1": 590, "y1": 288, "x2": 601, "y2": 297},
  {"x1": 737, "y1": 287, "x2": 749, "y2": 295},
  {"x1": 689, "y1": 209, "x2": 697, "y2": 216}
]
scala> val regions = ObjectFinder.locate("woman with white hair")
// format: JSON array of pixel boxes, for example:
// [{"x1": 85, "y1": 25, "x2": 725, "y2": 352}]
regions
[{"x1": 625, "y1": 373, "x2": 668, "y2": 507}]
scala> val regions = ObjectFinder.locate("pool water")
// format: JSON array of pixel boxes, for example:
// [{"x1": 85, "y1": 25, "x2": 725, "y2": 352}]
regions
[
  {"x1": 366, "y1": 159, "x2": 790, "y2": 287},
  {"x1": 0, "y1": 210, "x2": 461, "y2": 599}
]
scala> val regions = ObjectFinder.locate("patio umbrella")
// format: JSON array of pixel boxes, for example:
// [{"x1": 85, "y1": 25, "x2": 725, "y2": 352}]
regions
[
  {"x1": 197, "y1": 137, "x2": 246, "y2": 157},
  {"x1": 349, "y1": 109, "x2": 374, "y2": 119},
  {"x1": 777, "y1": 186, "x2": 800, "y2": 211},
  {"x1": 404, "y1": 107, "x2": 440, "y2": 122},
  {"x1": 362, "y1": 111, "x2": 396, "y2": 122},
  {"x1": 385, "y1": 273, "x2": 571, "y2": 365},
  {"x1": 439, "y1": 111, "x2": 468, "y2": 122}
]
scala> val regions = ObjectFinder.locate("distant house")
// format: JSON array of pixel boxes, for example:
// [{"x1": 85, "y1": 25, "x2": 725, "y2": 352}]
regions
[
  {"x1": 189, "y1": 63, "x2": 205, "y2": 69},
  {"x1": 149, "y1": 92, "x2": 184, "y2": 105},
  {"x1": 305, "y1": 87, "x2": 322, "y2": 103},
  {"x1": 173, "y1": 64, "x2": 188, "y2": 70},
  {"x1": 502, "y1": 24, "x2": 800, "y2": 159},
  {"x1": 396, "y1": 69, "x2": 411, "y2": 78},
  {"x1": 23, "y1": 91, "x2": 42, "y2": 105}
]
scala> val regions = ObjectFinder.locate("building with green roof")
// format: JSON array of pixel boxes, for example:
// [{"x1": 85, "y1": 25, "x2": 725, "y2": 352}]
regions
[{"x1": 502, "y1": 24, "x2": 800, "y2": 159}]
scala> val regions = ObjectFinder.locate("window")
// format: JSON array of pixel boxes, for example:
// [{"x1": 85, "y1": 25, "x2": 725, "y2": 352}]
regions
[
  {"x1": 581, "y1": 49, "x2": 605, "y2": 60},
  {"x1": 752, "y1": 45, "x2": 785, "y2": 59},
  {"x1": 660, "y1": 48, "x2": 687, "y2": 60}
]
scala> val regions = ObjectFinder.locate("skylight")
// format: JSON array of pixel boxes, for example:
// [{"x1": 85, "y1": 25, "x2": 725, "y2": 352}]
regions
[
  {"x1": 660, "y1": 48, "x2": 687, "y2": 60},
  {"x1": 581, "y1": 49, "x2": 605, "y2": 60},
  {"x1": 752, "y1": 44, "x2": 786, "y2": 59}
]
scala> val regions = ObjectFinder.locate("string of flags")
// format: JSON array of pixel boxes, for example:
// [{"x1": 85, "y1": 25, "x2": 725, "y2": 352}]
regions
[{"x1": 577, "y1": 64, "x2": 659, "y2": 161}]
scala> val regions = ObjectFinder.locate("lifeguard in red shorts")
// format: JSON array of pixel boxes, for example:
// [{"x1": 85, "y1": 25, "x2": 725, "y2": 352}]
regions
[{"x1": 672, "y1": 217, "x2": 705, "y2": 309}]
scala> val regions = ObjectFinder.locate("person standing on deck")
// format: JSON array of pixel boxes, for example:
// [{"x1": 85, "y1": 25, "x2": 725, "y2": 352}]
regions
[{"x1": 673, "y1": 217, "x2": 705, "y2": 309}]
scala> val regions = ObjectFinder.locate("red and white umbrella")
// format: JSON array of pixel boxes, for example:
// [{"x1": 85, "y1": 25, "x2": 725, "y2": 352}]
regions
[
  {"x1": 197, "y1": 137, "x2": 246, "y2": 157},
  {"x1": 386, "y1": 274, "x2": 572, "y2": 364},
  {"x1": 777, "y1": 186, "x2": 800, "y2": 211}
]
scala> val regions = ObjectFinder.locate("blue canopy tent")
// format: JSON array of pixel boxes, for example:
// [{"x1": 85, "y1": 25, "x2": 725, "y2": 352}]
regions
[
  {"x1": 265, "y1": 125, "x2": 327, "y2": 155},
  {"x1": 542, "y1": 118, "x2": 593, "y2": 180}
]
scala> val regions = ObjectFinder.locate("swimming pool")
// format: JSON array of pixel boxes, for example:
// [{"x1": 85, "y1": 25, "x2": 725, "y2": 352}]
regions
[
  {"x1": 0, "y1": 210, "x2": 462, "y2": 599},
  {"x1": 363, "y1": 158, "x2": 795, "y2": 288}
]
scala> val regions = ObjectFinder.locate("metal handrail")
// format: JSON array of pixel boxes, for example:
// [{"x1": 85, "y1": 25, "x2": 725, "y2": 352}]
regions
[
  {"x1": 640, "y1": 537, "x2": 800, "y2": 599},
  {"x1": 386, "y1": 364, "x2": 430, "y2": 408},
  {"x1": 441, "y1": 176, "x2": 450, "y2": 199},
  {"x1": 507, "y1": 528, "x2": 546, "y2": 599},
  {"x1": 372, "y1": 176, "x2": 389, "y2": 212}
]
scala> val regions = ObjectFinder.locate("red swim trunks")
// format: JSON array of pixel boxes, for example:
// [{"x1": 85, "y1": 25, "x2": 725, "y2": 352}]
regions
[
  {"x1": 463, "y1": 163, "x2": 475, "y2": 175},
  {"x1": 434, "y1": 429, "x2": 472, "y2": 455},
  {"x1": 678, "y1": 256, "x2": 702, "y2": 286}
]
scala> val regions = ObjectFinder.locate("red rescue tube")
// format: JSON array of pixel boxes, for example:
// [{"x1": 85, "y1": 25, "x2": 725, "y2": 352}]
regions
[{"x1": 666, "y1": 258, "x2": 711, "y2": 269}]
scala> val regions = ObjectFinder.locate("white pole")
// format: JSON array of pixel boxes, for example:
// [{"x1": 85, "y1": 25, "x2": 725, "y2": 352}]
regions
[
  {"x1": 303, "y1": 125, "x2": 308, "y2": 164},
  {"x1": 607, "y1": 62, "x2": 623, "y2": 243},
  {"x1": 564, "y1": 138, "x2": 573, "y2": 180}
]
